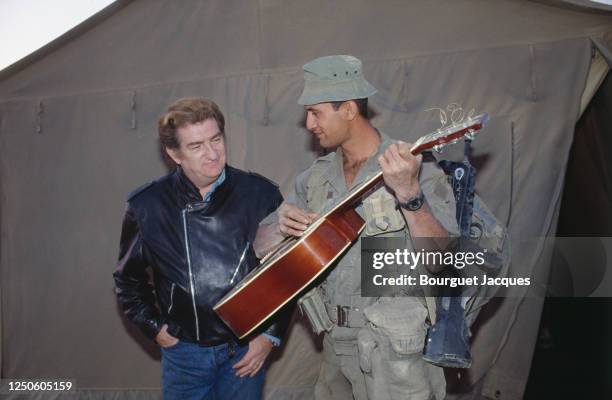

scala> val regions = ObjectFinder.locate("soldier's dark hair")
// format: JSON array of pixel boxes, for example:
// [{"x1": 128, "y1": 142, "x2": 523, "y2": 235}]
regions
[{"x1": 330, "y1": 98, "x2": 368, "y2": 118}]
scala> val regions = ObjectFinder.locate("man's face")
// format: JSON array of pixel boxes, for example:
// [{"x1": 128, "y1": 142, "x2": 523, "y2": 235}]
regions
[
  {"x1": 166, "y1": 118, "x2": 226, "y2": 190},
  {"x1": 305, "y1": 102, "x2": 350, "y2": 149}
]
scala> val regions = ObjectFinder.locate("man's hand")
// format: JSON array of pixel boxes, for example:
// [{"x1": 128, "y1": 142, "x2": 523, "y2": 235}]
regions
[
  {"x1": 253, "y1": 203, "x2": 318, "y2": 257},
  {"x1": 233, "y1": 334, "x2": 275, "y2": 377},
  {"x1": 378, "y1": 141, "x2": 422, "y2": 203},
  {"x1": 155, "y1": 324, "x2": 179, "y2": 348},
  {"x1": 278, "y1": 202, "x2": 318, "y2": 237}
]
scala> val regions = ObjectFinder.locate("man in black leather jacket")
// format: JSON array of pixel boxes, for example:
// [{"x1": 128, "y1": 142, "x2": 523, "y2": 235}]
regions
[{"x1": 114, "y1": 97, "x2": 285, "y2": 400}]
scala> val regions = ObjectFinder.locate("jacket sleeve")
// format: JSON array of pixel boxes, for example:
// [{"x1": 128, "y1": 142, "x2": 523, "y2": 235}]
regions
[{"x1": 113, "y1": 204, "x2": 164, "y2": 340}]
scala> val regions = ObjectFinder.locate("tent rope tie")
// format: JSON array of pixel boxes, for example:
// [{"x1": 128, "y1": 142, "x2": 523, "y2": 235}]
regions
[
  {"x1": 36, "y1": 99, "x2": 44, "y2": 134},
  {"x1": 130, "y1": 91, "x2": 137, "y2": 130}
]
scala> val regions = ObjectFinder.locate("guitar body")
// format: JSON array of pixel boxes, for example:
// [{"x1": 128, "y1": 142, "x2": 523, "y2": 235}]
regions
[{"x1": 214, "y1": 207, "x2": 365, "y2": 339}]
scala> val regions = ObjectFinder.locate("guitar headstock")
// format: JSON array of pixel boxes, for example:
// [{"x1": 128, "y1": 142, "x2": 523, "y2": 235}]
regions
[{"x1": 410, "y1": 113, "x2": 489, "y2": 155}]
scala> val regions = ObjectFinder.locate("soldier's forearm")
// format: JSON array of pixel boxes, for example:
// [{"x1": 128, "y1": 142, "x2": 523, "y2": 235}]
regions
[
  {"x1": 253, "y1": 223, "x2": 285, "y2": 259},
  {"x1": 402, "y1": 202, "x2": 454, "y2": 274},
  {"x1": 395, "y1": 182, "x2": 448, "y2": 241},
  {"x1": 402, "y1": 202, "x2": 449, "y2": 239}
]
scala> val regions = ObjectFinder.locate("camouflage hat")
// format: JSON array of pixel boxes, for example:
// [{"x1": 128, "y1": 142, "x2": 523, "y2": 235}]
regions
[{"x1": 297, "y1": 55, "x2": 377, "y2": 105}]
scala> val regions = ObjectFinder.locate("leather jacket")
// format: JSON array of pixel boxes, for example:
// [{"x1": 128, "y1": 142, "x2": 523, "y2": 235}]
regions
[{"x1": 114, "y1": 166, "x2": 286, "y2": 346}]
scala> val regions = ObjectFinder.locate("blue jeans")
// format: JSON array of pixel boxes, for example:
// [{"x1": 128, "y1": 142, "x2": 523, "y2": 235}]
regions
[{"x1": 161, "y1": 340, "x2": 264, "y2": 400}]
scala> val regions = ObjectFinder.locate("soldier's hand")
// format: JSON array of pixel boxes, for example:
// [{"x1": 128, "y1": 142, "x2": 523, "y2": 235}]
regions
[
  {"x1": 233, "y1": 334, "x2": 274, "y2": 377},
  {"x1": 278, "y1": 202, "x2": 318, "y2": 237},
  {"x1": 155, "y1": 324, "x2": 179, "y2": 348},
  {"x1": 378, "y1": 141, "x2": 422, "y2": 203}
]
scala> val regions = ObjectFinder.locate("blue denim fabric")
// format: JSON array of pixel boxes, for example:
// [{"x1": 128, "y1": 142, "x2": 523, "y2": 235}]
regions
[
  {"x1": 161, "y1": 340, "x2": 264, "y2": 400},
  {"x1": 421, "y1": 152, "x2": 477, "y2": 369},
  {"x1": 422, "y1": 295, "x2": 472, "y2": 368}
]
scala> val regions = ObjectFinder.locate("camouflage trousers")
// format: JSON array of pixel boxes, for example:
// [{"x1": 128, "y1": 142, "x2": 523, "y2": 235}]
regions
[{"x1": 314, "y1": 298, "x2": 446, "y2": 400}]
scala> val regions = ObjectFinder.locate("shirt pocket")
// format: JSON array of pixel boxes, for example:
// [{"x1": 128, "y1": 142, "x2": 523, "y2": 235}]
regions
[{"x1": 362, "y1": 187, "x2": 405, "y2": 236}]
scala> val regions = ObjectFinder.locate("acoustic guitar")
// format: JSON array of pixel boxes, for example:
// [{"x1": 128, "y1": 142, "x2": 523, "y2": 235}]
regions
[{"x1": 214, "y1": 113, "x2": 489, "y2": 339}]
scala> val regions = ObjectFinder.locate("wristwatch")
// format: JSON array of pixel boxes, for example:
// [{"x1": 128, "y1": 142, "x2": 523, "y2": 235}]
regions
[{"x1": 396, "y1": 191, "x2": 425, "y2": 211}]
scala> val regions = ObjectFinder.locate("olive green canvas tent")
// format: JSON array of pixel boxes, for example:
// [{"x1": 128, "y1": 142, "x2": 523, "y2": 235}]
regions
[{"x1": 1, "y1": 0, "x2": 611, "y2": 399}]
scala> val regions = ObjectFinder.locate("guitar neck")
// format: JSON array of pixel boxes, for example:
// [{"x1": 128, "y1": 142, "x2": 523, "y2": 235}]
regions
[
  {"x1": 327, "y1": 113, "x2": 488, "y2": 214},
  {"x1": 337, "y1": 137, "x2": 435, "y2": 211}
]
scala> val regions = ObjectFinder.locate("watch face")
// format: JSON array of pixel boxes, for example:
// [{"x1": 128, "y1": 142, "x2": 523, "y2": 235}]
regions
[
  {"x1": 399, "y1": 192, "x2": 424, "y2": 211},
  {"x1": 407, "y1": 197, "x2": 424, "y2": 211}
]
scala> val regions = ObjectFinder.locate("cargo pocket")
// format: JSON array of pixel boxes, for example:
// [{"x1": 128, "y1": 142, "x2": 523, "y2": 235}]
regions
[
  {"x1": 362, "y1": 298, "x2": 436, "y2": 399},
  {"x1": 363, "y1": 297, "x2": 428, "y2": 360},
  {"x1": 363, "y1": 187, "x2": 405, "y2": 236},
  {"x1": 297, "y1": 286, "x2": 334, "y2": 334},
  {"x1": 357, "y1": 328, "x2": 377, "y2": 373}
]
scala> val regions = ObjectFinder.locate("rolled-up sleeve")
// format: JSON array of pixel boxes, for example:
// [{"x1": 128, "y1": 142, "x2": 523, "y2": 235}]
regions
[
  {"x1": 419, "y1": 162, "x2": 460, "y2": 237},
  {"x1": 259, "y1": 168, "x2": 311, "y2": 226}
]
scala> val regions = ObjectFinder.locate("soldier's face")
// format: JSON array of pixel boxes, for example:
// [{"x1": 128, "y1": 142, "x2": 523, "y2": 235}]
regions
[
  {"x1": 166, "y1": 118, "x2": 226, "y2": 190},
  {"x1": 305, "y1": 102, "x2": 350, "y2": 148}
]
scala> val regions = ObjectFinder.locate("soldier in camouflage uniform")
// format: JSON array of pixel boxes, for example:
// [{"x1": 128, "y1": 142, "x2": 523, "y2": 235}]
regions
[{"x1": 255, "y1": 55, "x2": 503, "y2": 400}]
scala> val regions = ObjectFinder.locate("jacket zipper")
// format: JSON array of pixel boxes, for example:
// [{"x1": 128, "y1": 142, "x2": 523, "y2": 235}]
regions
[
  {"x1": 229, "y1": 242, "x2": 249, "y2": 285},
  {"x1": 182, "y1": 208, "x2": 200, "y2": 341},
  {"x1": 167, "y1": 283, "x2": 176, "y2": 314}
]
